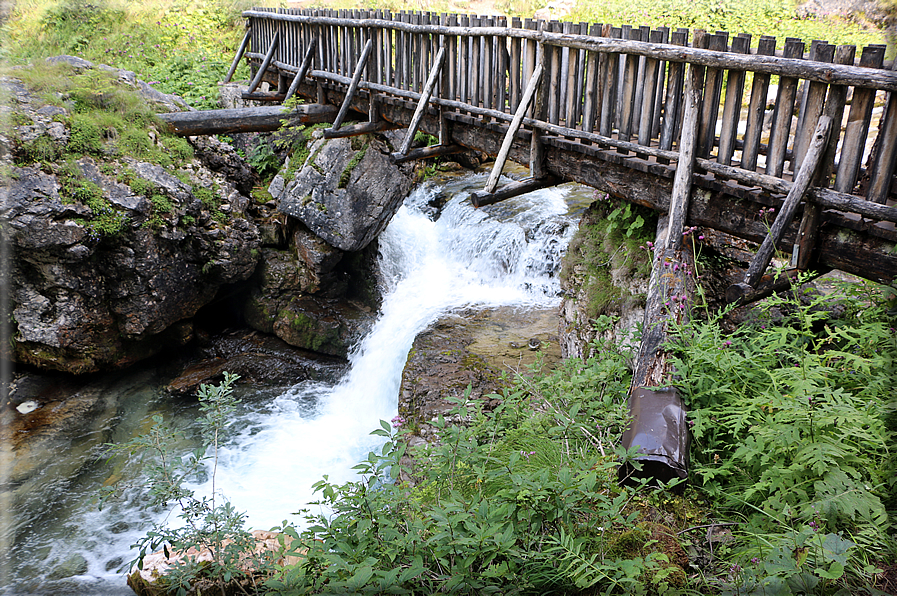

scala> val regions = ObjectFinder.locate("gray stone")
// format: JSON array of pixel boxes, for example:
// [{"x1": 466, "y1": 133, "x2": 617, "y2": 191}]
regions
[
  {"x1": 276, "y1": 135, "x2": 412, "y2": 252},
  {"x1": 45, "y1": 55, "x2": 93, "y2": 70}
]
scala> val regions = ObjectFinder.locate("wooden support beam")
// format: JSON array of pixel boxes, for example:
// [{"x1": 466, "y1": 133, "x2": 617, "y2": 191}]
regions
[
  {"x1": 665, "y1": 37, "x2": 705, "y2": 251},
  {"x1": 322, "y1": 120, "x2": 401, "y2": 138},
  {"x1": 390, "y1": 143, "x2": 464, "y2": 163},
  {"x1": 469, "y1": 175, "x2": 560, "y2": 208},
  {"x1": 738, "y1": 116, "x2": 832, "y2": 291},
  {"x1": 483, "y1": 59, "x2": 544, "y2": 194},
  {"x1": 157, "y1": 104, "x2": 338, "y2": 136},
  {"x1": 224, "y1": 28, "x2": 252, "y2": 84},
  {"x1": 240, "y1": 91, "x2": 287, "y2": 102},
  {"x1": 284, "y1": 37, "x2": 318, "y2": 103},
  {"x1": 248, "y1": 31, "x2": 280, "y2": 94},
  {"x1": 726, "y1": 267, "x2": 830, "y2": 305},
  {"x1": 329, "y1": 38, "x2": 374, "y2": 132},
  {"x1": 397, "y1": 45, "x2": 447, "y2": 156}
]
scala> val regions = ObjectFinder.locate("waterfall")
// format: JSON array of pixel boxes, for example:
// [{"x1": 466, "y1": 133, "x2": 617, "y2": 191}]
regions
[{"x1": 1, "y1": 172, "x2": 589, "y2": 595}]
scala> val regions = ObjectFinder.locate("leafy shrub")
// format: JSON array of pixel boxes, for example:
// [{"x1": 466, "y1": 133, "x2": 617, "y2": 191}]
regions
[
  {"x1": 671, "y1": 278, "x2": 896, "y2": 591},
  {"x1": 104, "y1": 373, "x2": 275, "y2": 596}
]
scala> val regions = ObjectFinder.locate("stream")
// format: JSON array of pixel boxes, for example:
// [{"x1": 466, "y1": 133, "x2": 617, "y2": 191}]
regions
[{"x1": 1, "y1": 171, "x2": 593, "y2": 595}]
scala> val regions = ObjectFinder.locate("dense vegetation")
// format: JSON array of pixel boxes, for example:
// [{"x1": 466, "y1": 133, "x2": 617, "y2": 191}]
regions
[{"x1": 117, "y1": 282, "x2": 895, "y2": 595}]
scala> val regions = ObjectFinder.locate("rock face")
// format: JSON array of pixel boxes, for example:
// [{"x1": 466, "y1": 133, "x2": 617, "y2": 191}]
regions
[
  {"x1": 4, "y1": 154, "x2": 260, "y2": 373},
  {"x1": 1, "y1": 58, "x2": 416, "y2": 375},
  {"x1": 558, "y1": 201, "x2": 654, "y2": 359},
  {"x1": 273, "y1": 133, "x2": 413, "y2": 252},
  {"x1": 399, "y1": 306, "x2": 562, "y2": 446}
]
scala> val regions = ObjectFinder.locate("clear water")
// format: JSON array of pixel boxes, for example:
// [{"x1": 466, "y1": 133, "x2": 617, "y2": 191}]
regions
[{"x1": 0, "y1": 172, "x2": 591, "y2": 595}]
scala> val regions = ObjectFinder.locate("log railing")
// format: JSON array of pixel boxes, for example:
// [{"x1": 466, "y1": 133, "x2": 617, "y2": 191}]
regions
[{"x1": 235, "y1": 7, "x2": 896, "y2": 286}]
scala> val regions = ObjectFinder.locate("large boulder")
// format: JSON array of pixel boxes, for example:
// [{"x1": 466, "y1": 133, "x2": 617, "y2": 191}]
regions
[{"x1": 273, "y1": 133, "x2": 413, "y2": 252}]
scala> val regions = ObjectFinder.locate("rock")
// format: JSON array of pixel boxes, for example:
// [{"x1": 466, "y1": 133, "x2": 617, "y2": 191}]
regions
[
  {"x1": 164, "y1": 329, "x2": 346, "y2": 396},
  {"x1": 271, "y1": 295, "x2": 370, "y2": 358},
  {"x1": 46, "y1": 554, "x2": 89, "y2": 581},
  {"x1": 399, "y1": 306, "x2": 562, "y2": 442},
  {"x1": 127, "y1": 529, "x2": 302, "y2": 596},
  {"x1": 559, "y1": 201, "x2": 652, "y2": 359},
  {"x1": 274, "y1": 134, "x2": 413, "y2": 251},
  {"x1": 189, "y1": 135, "x2": 255, "y2": 196},
  {"x1": 2, "y1": 72, "x2": 261, "y2": 373}
]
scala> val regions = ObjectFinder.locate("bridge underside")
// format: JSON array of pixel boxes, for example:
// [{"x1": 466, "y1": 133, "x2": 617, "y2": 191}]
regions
[{"x1": 279, "y1": 79, "x2": 895, "y2": 284}]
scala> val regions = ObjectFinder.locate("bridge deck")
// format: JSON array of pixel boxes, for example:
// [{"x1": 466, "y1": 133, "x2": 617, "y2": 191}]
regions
[{"x1": 236, "y1": 8, "x2": 897, "y2": 284}]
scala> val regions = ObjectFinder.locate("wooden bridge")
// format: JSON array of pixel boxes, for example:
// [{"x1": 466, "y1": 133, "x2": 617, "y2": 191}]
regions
[{"x1": 176, "y1": 7, "x2": 897, "y2": 291}]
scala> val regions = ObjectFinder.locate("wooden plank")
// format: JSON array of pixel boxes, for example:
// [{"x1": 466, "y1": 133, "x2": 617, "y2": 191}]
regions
[
  {"x1": 330, "y1": 38, "x2": 374, "y2": 131},
  {"x1": 632, "y1": 25, "x2": 651, "y2": 134},
  {"x1": 157, "y1": 104, "x2": 338, "y2": 136},
  {"x1": 792, "y1": 42, "x2": 834, "y2": 172},
  {"x1": 696, "y1": 32, "x2": 729, "y2": 158},
  {"x1": 666, "y1": 33, "x2": 706, "y2": 251},
  {"x1": 793, "y1": 45, "x2": 854, "y2": 271},
  {"x1": 638, "y1": 29, "x2": 664, "y2": 147},
  {"x1": 658, "y1": 29, "x2": 688, "y2": 164},
  {"x1": 284, "y1": 37, "x2": 318, "y2": 103},
  {"x1": 497, "y1": 16, "x2": 509, "y2": 113},
  {"x1": 472, "y1": 16, "x2": 482, "y2": 107},
  {"x1": 523, "y1": 19, "x2": 537, "y2": 116},
  {"x1": 617, "y1": 27, "x2": 641, "y2": 151},
  {"x1": 598, "y1": 25, "x2": 620, "y2": 136},
  {"x1": 412, "y1": 13, "x2": 422, "y2": 92},
  {"x1": 652, "y1": 26, "x2": 670, "y2": 139},
  {"x1": 559, "y1": 21, "x2": 573, "y2": 124},
  {"x1": 247, "y1": 31, "x2": 280, "y2": 93},
  {"x1": 765, "y1": 38, "x2": 805, "y2": 176},
  {"x1": 390, "y1": 143, "x2": 464, "y2": 163},
  {"x1": 581, "y1": 23, "x2": 600, "y2": 138},
  {"x1": 397, "y1": 46, "x2": 446, "y2": 155},
  {"x1": 548, "y1": 21, "x2": 563, "y2": 125},
  {"x1": 471, "y1": 175, "x2": 560, "y2": 207},
  {"x1": 741, "y1": 36, "x2": 777, "y2": 171},
  {"x1": 446, "y1": 14, "x2": 457, "y2": 100},
  {"x1": 459, "y1": 15, "x2": 470, "y2": 104},
  {"x1": 484, "y1": 58, "x2": 544, "y2": 193},
  {"x1": 322, "y1": 120, "x2": 401, "y2": 138},
  {"x1": 741, "y1": 116, "x2": 832, "y2": 288},
  {"x1": 717, "y1": 34, "x2": 750, "y2": 165},
  {"x1": 565, "y1": 22, "x2": 582, "y2": 127},
  {"x1": 510, "y1": 17, "x2": 522, "y2": 111},
  {"x1": 866, "y1": 57, "x2": 897, "y2": 203},
  {"x1": 834, "y1": 45, "x2": 885, "y2": 193},
  {"x1": 629, "y1": 215, "x2": 696, "y2": 391},
  {"x1": 484, "y1": 17, "x2": 495, "y2": 111},
  {"x1": 531, "y1": 30, "x2": 549, "y2": 179},
  {"x1": 384, "y1": 11, "x2": 393, "y2": 87}
]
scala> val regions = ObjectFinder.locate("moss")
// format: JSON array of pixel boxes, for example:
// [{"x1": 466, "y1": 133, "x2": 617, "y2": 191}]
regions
[
  {"x1": 338, "y1": 143, "x2": 368, "y2": 189},
  {"x1": 560, "y1": 199, "x2": 656, "y2": 321},
  {"x1": 280, "y1": 308, "x2": 342, "y2": 354}
]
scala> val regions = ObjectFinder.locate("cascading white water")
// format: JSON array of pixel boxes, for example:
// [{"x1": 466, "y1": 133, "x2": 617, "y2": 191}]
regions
[
  {"x1": 1, "y1": 172, "x2": 588, "y2": 595},
  {"x1": 204, "y1": 175, "x2": 580, "y2": 530}
]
